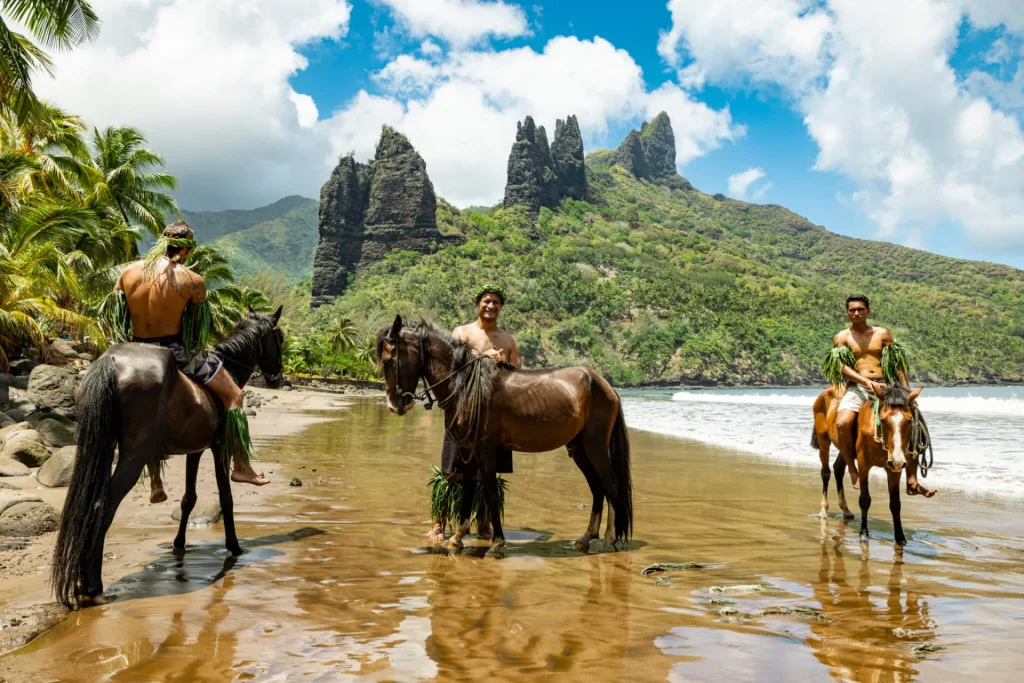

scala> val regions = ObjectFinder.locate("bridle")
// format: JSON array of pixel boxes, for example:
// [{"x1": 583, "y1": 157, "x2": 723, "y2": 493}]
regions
[
  {"x1": 385, "y1": 330, "x2": 485, "y2": 411},
  {"x1": 215, "y1": 323, "x2": 284, "y2": 387}
]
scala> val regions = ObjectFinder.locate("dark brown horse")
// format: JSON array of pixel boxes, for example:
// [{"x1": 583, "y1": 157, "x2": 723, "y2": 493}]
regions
[
  {"x1": 812, "y1": 383, "x2": 923, "y2": 546},
  {"x1": 51, "y1": 308, "x2": 285, "y2": 608},
  {"x1": 376, "y1": 315, "x2": 633, "y2": 558}
]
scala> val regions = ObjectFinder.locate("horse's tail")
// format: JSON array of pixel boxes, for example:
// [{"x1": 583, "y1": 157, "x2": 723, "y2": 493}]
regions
[
  {"x1": 609, "y1": 403, "x2": 633, "y2": 544},
  {"x1": 810, "y1": 428, "x2": 819, "y2": 450},
  {"x1": 52, "y1": 353, "x2": 119, "y2": 609}
]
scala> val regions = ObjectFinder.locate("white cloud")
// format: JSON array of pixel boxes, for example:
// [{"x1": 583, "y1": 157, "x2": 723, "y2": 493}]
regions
[
  {"x1": 326, "y1": 36, "x2": 743, "y2": 207},
  {"x1": 727, "y1": 167, "x2": 766, "y2": 201},
  {"x1": 37, "y1": 0, "x2": 352, "y2": 210},
  {"x1": 658, "y1": 0, "x2": 832, "y2": 91},
  {"x1": 377, "y1": 0, "x2": 528, "y2": 46},
  {"x1": 659, "y1": 0, "x2": 1024, "y2": 248}
]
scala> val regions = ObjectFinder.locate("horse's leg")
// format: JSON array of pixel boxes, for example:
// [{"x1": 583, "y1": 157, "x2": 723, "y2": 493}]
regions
[
  {"x1": 888, "y1": 469, "x2": 907, "y2": 548},
  {"x1": 570, "y1": 442, "x2": 604, "y2": 552},
  {"x1": 480, "y1": 459, "x2": 506, "y2": 559},
  {"x1": 212, "y1": 446, "x2": 244, "y2": 556},
  {"x1": 580, "y1": 431, "x2": 620, "y2": 551},
  {"x1": 149, "y1": 456, "x2": 168, "y2": 504},
  {"x1": 833, "y1": 454, "x2": 855, "y2": 519},
  {"x1": 82, "y1": 453, "x2": 148, "y2": 601},
  {"x1": 818, "y1": 434, "x2": 832, "y2": 518},
  {"x1": 858, "y1": 460, "x2": 872, "y2": 543},
  {"x1": 603, "y1": 502, "x2": 617, "y2": 549},
  {"x1": 448, "y1": 469, "x2": 476, "y2": 551},
  {"x1": 173, "y1": 452, "x2": 203, "y2": 550}
]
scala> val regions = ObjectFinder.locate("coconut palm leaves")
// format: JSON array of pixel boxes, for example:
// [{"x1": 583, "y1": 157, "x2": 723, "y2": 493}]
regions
[
  {"x1": 0, "y1": 1, "x2": 100, "y2": 124},
  {"x1": 85, "y1": 126, "x2": 178, "y2": 235},
  {"x1": 882, "y1": 343, "x2": 910, "y2": 386},
  {"x1": 823, "y1": 345, "x2": 856, "y2": 389}
]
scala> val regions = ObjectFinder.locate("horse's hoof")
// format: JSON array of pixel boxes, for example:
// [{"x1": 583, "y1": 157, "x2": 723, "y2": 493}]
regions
[
  {"x1": 573, "y1": 539, "x2": 591, "y2": 553},
  {"x1": 485, "y1": 547, "x2": 505, "y2": 560},
  {"x1": 817, "y1": 510, "x2": 828, "y2": 519},
  {"x1": 842, "y1": 511, "x2": 856, "y2": 520},
  {"x1": 602, "y1": 540, "x2": 619, "y2": 552},
  {"x1": 227, "y1": 544, "x2": 244, "y2": 556}
]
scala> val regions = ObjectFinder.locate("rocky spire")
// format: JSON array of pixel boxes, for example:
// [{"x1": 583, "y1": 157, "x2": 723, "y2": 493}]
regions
[
  {"x1": 310, "y1": 126, "x2": 455, "y2": 309},
  {"x1": 639, "y1": 112, "x2": 676, "y2": 178},
  {"x1": 612, "y1": 129, "x2": 649, "y2": 178},
  {"x1": 504, "y1": 114, "x2": 586, "y2": 213},
  {"x1": 551, "y1": 115, "x2": 586, "y2": 200},
  {"x1": 612, "y1": 111, "x2": 678, "y2": 181}
]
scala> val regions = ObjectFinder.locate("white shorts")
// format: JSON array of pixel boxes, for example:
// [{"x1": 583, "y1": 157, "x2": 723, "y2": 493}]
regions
[{"x1": 838, "y1": 384, "x2": 872, "y2": 413}]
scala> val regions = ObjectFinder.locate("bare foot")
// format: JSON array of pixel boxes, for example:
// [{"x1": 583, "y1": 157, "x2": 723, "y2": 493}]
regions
[
  {"x1": 231, "y1": 462, "x2": 269, "y2": 486},
  {"x1": 907, "y1": 482, "x2": 937, "y2": 498},
  {"x1": 150, "y1": 487, "x2": 168, "y2": 504},
  {"x1": 426, "y1": 521, "x2": 446, "y2": 543}
]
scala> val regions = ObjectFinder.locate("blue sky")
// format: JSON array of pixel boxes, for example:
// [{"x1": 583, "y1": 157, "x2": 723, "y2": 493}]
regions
[{"x1": 40, "y1": 0, "x2": 1024, "y2": 268}]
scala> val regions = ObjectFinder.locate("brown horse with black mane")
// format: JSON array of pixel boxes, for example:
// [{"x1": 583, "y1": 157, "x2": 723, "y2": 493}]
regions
[
  {"x1": 812, "y1": 382, "x2": 925, "y2": 547},
  {"x1": 376, "y1": 315, "x2": 633, "y2": 558}
]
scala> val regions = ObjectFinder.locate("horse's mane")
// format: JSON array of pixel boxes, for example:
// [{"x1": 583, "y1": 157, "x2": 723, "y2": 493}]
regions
[
  {"x1": 881, "y1": 383, "x2": 910, "y2": 408},
  {"x1": 214, "y1": 313, "x2": 275, "y2": 361}
]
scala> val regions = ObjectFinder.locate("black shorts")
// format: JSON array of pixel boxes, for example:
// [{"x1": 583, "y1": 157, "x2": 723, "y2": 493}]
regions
[
  {"x1": 441, "y1": 431, "x2": 513, "y2": 476},
  {"x1": 133, "y1": 334, "x2": 224, "y2": 385}
]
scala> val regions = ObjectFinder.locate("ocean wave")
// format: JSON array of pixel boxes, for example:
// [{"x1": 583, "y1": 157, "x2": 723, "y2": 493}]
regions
[{"x1": 668, "y1": 391, "x2": 1024, "y2": 417}]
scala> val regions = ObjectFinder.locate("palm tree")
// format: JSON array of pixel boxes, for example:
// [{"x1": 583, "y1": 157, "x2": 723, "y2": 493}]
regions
[
  {"x1": 0, "y1": 102, "x2": 91, "y2": 197},
  {"x1": 0, "y1": 1, "x2": 100, "y2": 124},
  {"x1": 323, "y1": 315, "x2": 357, "y2": 376},
  {"x1": 85, "y1": 126, "x2": 178, "y2": 235}
]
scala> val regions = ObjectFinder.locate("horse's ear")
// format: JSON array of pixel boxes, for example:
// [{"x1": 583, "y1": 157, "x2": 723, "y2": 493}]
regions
[
  {"x1": 272, "y1": 305, "x2": 283, "y2": 323},
  {"x1": 390, "y1": 314, "x2": 403, "y2": 338},
  {"x1": 908, "y1": 387, "x2": 922, "y2": 402}
]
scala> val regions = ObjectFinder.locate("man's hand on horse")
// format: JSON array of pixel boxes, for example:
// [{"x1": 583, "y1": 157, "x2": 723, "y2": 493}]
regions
[{"x1": 482, "y1": 348, "x2": 507, "y2": 362}]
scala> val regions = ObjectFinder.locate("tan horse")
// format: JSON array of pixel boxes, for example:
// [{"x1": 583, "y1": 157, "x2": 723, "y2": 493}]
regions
[{"x1": 812, "y1": 383, "x2": 923, "y2": 546}]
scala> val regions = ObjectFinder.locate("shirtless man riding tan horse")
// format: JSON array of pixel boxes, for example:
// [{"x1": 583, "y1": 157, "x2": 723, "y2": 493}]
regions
[
  {"x1": 831, "y1": 294, "x2": 932, "y2": 497},
  {"x1": 114, "y1": 220, "x2": 269, "y2": 499},
  {"x1": 426, "y1": 285, "x2": 520, "y2": 543}
]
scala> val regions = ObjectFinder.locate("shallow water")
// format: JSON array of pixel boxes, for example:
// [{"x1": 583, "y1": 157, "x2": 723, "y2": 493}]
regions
[{"x1": 3, "y1": 400, "x2": 1024, "y2": 681}]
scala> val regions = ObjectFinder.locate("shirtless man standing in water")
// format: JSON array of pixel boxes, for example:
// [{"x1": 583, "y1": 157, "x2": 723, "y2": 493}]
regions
[
  {"x1": 833, "y1": 294, "x2": 932, "y2": 496},
  {"x1": 115, "y1": 221, "x2": 269, "y2": 502},
  {"x1": 426, "y1": 285, "x2": 520, "y2": 542}
]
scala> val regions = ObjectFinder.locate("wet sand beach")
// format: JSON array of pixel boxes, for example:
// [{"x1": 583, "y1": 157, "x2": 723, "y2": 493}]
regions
[{"x1": 2, "y1": 398, "x2": 1023, "y2": 681}]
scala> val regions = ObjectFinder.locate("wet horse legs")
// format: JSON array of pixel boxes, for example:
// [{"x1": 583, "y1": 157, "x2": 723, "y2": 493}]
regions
[
  {"x1": 479, "y1": 462, "x2": 506, "y2": 559},
  {"x1": 173, "y1": 452, "x2": 203, "y2": 550},
  {"x1": 832, "y1": 454, "x2": 854, "y2": 518},
  {"x1": 888, "y1": 469, "x2": 906, "y2": 547},
  {"x1": 212, "y1": 445, "x2": 243, "y2": 556},
  {"x1": 448, "y1": 470, "x2": 476, "y2": 551},
  {"x1": 82, "y1": 453, "x2": 148, "y2": 601},
  {"x1": 570, "y1": 445, "x2": 605, "y2": 552}
]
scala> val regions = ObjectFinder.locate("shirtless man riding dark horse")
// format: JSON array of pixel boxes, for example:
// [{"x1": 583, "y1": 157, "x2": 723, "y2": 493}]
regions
[
  {"x1": 115, "y1": 220, "x2": 268, "y2": 496},
  {"x1": 832, "y1": 294, "x2": 933, "y2": 497}
]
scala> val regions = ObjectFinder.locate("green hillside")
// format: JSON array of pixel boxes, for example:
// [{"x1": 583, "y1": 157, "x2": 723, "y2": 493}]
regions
[
  {"x1": 321, "y1": 159, "x2": 1024, "y2": 386},
  {"x1": 211, "y1": 201, "x2": 318, "y2": 279},
  {"x1": 181, "y1": 195, "x2": 315, "y2": 243}
]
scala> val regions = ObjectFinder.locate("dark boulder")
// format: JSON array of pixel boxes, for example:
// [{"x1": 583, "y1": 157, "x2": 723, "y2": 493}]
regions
[{"x1": 26, "y1": 364, "x2": 80, "y2": 418}]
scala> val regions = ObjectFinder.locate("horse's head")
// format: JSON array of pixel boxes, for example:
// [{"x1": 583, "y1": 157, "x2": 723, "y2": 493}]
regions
[
  {"x1": 877, "y1": 384, "x2": 923, "y2": 472},
  {"x1": 376, "y1": 314, "x2": 423, "y2": 416},
  {"x1": 255, "y1": 305, "x2": 285, "y2": 388}
]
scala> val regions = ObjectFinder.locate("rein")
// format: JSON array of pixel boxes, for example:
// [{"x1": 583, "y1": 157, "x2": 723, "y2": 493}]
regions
[{"x1": 390, "y1": 332, "x2": 486, "y2": 410}]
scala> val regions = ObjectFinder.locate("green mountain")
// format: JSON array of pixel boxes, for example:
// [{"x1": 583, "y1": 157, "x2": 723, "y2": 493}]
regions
[
  {"x1": 329, "y1": 160, "x2": 1024, "y2": 386},
  {"x1": 181, "y1": 195, "x2": 318, "y2": 279}
]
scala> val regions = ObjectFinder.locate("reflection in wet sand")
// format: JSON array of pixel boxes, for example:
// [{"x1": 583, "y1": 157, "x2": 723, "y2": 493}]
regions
[{"x1": 2, "y1": 400, "x2": 1023, "y2": 681}]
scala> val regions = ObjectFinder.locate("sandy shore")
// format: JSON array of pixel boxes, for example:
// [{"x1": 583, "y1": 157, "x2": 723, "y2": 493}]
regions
[{"x1": 0, "y1": 387, "x2": 349, "y2": 654}]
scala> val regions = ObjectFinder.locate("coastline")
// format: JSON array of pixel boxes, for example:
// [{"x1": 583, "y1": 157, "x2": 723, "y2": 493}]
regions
[{"x1": 0, "y1": 387, "x2": 350, "y2": 655}]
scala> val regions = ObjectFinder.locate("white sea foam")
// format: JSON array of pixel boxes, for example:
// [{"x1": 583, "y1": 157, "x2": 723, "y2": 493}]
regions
[{"x1": 623, "y1": 387, "x2": 1024, "y2": 498}]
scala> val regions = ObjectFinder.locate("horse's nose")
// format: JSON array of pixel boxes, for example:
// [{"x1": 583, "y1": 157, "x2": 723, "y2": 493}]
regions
[{"x1": 387, "y1": 404, "x2": 398, "y2": 415}]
